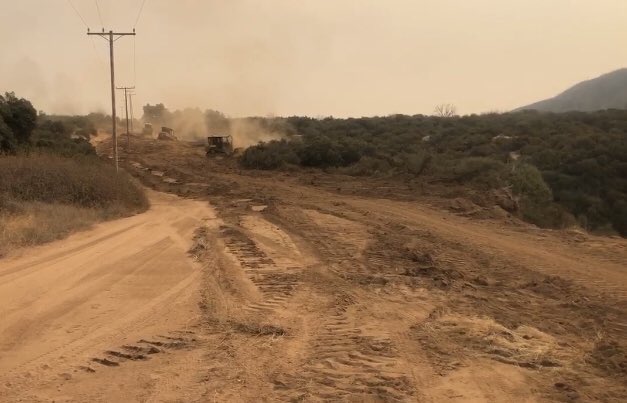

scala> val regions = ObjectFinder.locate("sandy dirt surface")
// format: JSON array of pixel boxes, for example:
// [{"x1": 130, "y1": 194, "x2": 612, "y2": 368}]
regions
[
  {"x1": 120, "y1": 137, "x2": 626, "y2": 402},
  {"x1": 0, "y1": 190, "x2": 217, "y2": 402},
  {"x1": 1, "y1": 136, "x2": 625, "y2": 402}
]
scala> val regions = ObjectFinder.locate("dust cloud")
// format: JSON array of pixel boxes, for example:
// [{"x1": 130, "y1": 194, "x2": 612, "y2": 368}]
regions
[
  {"x1": 148, "y1": 107, "x2": 286, "y2": 147},
  {"x1": 168, "y1": 109, "x2": 208, "y2": 141},
  {"x1": 229, "y1": 119, "x2": 285, "y2": 148}
]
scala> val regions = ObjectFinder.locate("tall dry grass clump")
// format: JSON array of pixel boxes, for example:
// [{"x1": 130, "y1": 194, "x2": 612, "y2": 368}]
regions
[{"x1": 0, "y1": 154, "x2": 148, "y2": 255}]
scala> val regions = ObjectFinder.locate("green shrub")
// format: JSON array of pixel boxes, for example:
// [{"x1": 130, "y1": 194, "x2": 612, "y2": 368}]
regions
[
  {"x1": 0, "y1": 92, "x2": 37, "y2": 153},
  {"x1": 437, "y1": 157, "x2": 508, "y2": 188},
  {"x1": 299, "y1": 137, "x2": 344, "y2": 167},
  {"x1": 240, "y1": 140, "x2": 300, "y2": 169},
  {"x1": 510, "y1": 163, "x2": 552, "y2": 203},
  {"x1": 31, "y1": 119, "x2": 96, "y2": 156}
]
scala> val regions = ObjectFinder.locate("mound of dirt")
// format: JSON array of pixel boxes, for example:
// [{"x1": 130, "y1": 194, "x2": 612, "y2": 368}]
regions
[
  {"x1": 447, "y1": 197, "x2": 481, "y2": 214},
  {"x1": 491, "y1": 187, "x2": 519, "y2": 212}
]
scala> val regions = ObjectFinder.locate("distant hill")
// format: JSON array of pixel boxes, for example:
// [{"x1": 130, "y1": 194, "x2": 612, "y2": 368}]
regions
[{"x1": 518, "y1": 68, "x2": 627, "y2": 112}]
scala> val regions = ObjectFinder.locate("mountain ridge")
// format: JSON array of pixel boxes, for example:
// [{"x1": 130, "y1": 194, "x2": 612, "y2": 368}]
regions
[{"x1": 518, "y1": 68, "x2": 627, "y2": 112}]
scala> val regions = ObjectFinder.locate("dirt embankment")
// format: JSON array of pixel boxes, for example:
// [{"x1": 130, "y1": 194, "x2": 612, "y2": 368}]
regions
[{"x1": 2, "y1": 135, "x2": 624, "y2": 402}]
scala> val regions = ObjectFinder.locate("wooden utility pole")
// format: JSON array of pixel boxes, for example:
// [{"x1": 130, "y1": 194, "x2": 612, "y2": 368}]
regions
[
  {"x1": 88, "y1": 29, "x2": 136, "y2": 172},
  {"x1": 128, "y1": 92, "x2": 135, "y2": 134},
  {"x1": 117, "y1": 86, "x2": 135, "y2": 150}
]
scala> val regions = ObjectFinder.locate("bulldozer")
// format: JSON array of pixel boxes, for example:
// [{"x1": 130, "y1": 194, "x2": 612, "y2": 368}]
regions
[
  {"x1": 158, "y1": 126, "x2": 177, "y2": 141},
  {"x1": 142, "y1": 123, "x2": 153, "y2": 136},
  {"x1": 206, "y1": 135, "x2": 234, "y2": 155}
]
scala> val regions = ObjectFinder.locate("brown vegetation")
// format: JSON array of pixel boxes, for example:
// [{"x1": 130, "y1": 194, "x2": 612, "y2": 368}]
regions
[{"x1": 0, "y1": 154, "x2": 148, "y2": 255}]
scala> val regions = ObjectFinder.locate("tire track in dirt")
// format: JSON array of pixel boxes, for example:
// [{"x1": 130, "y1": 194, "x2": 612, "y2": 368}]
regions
[
  {"x1": 274, "y1": 292, "x2": 415, "y2": 401},
  {"x1": 87, "y1": 330, "x2": 199, "y2": 371},
  {"x1": 219, "y1": 225, "x2": 301, "y2": 314},
  {"x1": 257, "y1": 206, "x2": 416, "y2": 401}
]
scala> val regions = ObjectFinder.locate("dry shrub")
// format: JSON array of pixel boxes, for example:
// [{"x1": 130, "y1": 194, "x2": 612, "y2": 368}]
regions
[
  {"x1": 0, "y1": 154, "x2": 148, "y2": 254},
  {"x1": 0, "y1": 154, "x2": 148, "y2": 210},
  {"x1": 0, "y1": 202, "x2": 98, "y2": 254}
]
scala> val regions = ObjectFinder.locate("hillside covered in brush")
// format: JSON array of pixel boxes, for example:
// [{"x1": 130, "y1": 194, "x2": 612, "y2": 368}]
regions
[
  {"x1": 241, "y1": 110, "x2": 627, "y2": 236},
  {"x1": 519, "y1": 68, "x2": 627, "y2": 112}
]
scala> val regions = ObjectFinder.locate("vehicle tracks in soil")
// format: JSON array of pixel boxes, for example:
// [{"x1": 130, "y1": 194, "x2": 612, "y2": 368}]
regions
[
  {"x1": 213, "y1": 207, "x2": 420, "y2": 401},
  {"x1": 219, "y1": 225, "x2": 301, "y2": 315}
]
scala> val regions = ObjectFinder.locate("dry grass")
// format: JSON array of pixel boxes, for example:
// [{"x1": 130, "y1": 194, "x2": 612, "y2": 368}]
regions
[
  {"x1": 0, "y1": 154, "x2": 148, "y2": 256},
  {"x1": 0, "y1": 203, "x2": 99, "y2": 255},
  {"x1": 0, "y1": 154, "x2": 148, "y2": 209},
  {"x1": 413, "y1": 311, "x2": 578, "y2": 371}
]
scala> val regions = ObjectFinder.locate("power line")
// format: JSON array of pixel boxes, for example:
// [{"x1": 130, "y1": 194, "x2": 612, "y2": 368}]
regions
[
  {"x1": 95, "y1": 0, "x2": 104, "y2": 28},
  {"x1": 67, "y1": 0, "x2": 89, "y2": 28},
  {"x1": 66, "y1": 0, "x2": 104, "y2": 65},
  {"x1": 134, "y1": 0, "x2": 147, "y2": 28}
]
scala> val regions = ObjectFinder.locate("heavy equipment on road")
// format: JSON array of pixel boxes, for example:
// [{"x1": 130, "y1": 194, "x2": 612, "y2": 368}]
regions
[
  {"x1": 158, "y1": 126, "x2": 177, "y2": 141},
  {"x1": 206, "y1": 135, "x2": 234, "y2": 155},
  {"x1": 142, "y1": 123, "x2": 153, "y2": 136}
]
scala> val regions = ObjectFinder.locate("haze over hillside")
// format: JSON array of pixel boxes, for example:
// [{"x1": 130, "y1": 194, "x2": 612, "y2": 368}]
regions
[{"x1": 518, "y1": 68, "x2": 627, "y2": 112}]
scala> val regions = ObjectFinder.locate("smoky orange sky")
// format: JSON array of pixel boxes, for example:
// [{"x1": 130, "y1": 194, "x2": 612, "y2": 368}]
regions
[{"x1": 1, "y1": 0, "x2": 626, "y2": 117}]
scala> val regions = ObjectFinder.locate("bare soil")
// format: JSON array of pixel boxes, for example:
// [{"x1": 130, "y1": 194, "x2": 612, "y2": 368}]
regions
[{"x1": 1, "y1": 135, "x2": 625, "y2": 402}]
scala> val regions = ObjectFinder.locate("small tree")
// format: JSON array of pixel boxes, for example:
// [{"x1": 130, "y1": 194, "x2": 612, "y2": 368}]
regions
[
  {"x1": 0, "y1": 115, "x2": 17, "y2": 153},
  {"x1": 510, "y1": 163, "x2": 552, "y2": 203},
  {"x1": 0, "y1": 92, "x2": 37, "y2": 153},
  {"x1": 434, "y1": 103, "x2": 457, "y2": 118},
  {"x1": 509, "y1": 162, "x2": 560, "y2": 226}
]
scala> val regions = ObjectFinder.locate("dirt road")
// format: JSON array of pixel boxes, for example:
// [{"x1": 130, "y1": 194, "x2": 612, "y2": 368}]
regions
[
  {"x1": 1, "y1": 137, "x2": 625, "y2": 402},
  {"x1": 0, "y1": 191, "x2": 217, "y2": 402}
]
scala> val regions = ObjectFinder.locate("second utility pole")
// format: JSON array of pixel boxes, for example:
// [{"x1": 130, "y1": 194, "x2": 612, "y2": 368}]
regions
[
  {"x1": 88, "y1": 29, "x2": 136, "y2": 172},
  {"x1": 128, "y1": 91, "x2": 135, "y2": 135},
  {"x1": 117, "y1": 86, "x2": 135, "y2": 150}
]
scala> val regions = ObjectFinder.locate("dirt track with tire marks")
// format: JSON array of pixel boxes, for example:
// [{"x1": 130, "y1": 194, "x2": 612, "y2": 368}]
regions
[
  {"x1": 1, "y1": 137, "x2": 624, "y2": 402},
  {"x1": 128, "y1": 138, "x2": 625, "y2": 402}
]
